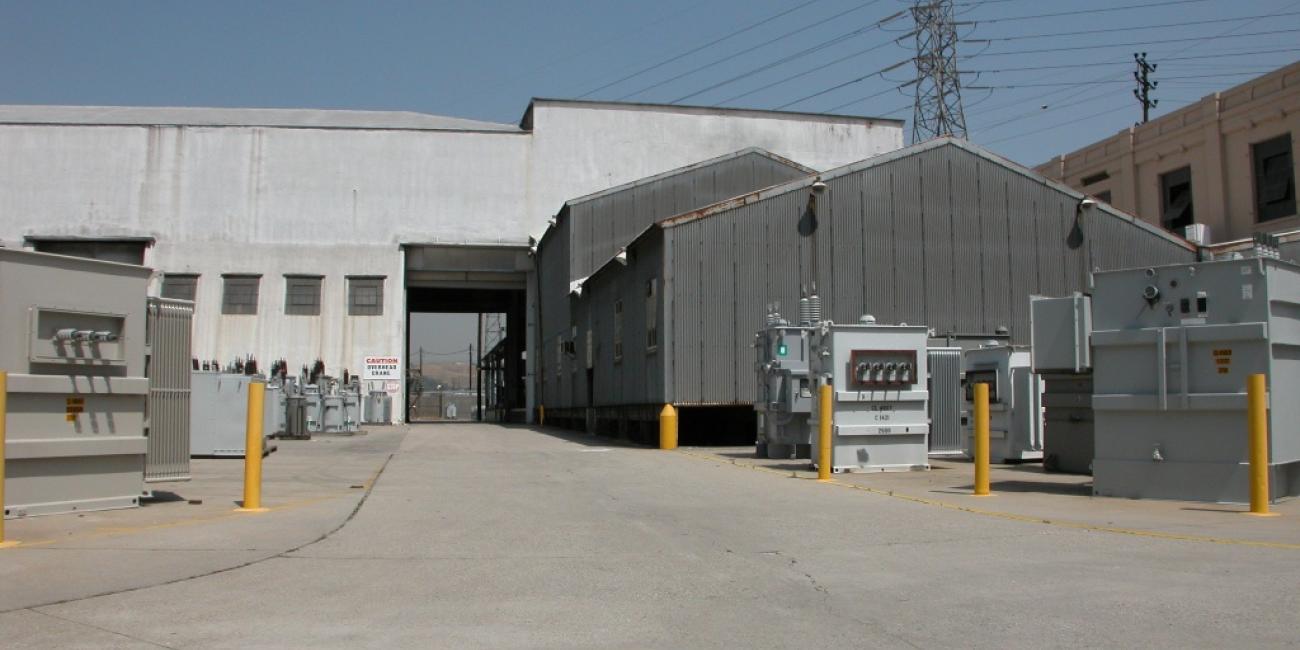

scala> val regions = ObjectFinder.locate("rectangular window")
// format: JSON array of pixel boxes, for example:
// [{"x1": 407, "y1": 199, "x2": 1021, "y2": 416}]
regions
[
  {"x1": 613, "y1": 300, "x2": 624, "y2": 363},
  {"x1": 1253, "y1": 134, "x2": 1296, "y2": 222},
  {"x1": 1094, "y1": 190, "x2": 1112, "y2": 205},
  {"x1": 161, "y1": 273, "x2": 198, "y2": 302},
  {"x1": 645, "y1": 278, "x2": 659, "y2": 352},
  {"x1": 1080, "y1": 171, "x2": 1110, "y2": 186},
  {"x1": 1159, "y1": 166, "x2": 1194, "y2": 232},
  {"x1": 347, "y1": 276, "x2": 384, "y2": 316},
  {"x1": 221, "y1": 275, "x2": 261, "y2": 315},
  {"x1": 284, "y1": 275, "x2": 323, "y2": 316}
]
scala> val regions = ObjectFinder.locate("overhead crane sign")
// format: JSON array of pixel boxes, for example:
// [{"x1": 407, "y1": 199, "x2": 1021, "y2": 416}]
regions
[{"x1": 363, "y1": 356, "x2": 402, "y2": 381}]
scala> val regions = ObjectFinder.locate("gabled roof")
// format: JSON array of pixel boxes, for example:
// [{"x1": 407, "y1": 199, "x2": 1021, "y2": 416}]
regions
[
  {"x1": 657, "y1": 137, "x2": 1197, "y2": 252},
  {"x1": 0, "y1": 105, "x2": 522, "y2": 133},
  {"x1": 581, "y1": 137, "x2": 1197, "y2": 284}
]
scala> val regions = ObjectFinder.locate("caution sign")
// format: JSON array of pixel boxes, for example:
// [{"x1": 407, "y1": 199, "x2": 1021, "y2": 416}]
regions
[
  {"x1": 363, "y1": 356, "x2": 402, "y2": 380},
  {"x1": 66, "y1": 396, "x2": 85, "y2": 422}
]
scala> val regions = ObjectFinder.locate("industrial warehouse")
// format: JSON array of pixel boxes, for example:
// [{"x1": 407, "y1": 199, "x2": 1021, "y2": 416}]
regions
[{"x1": 3, "y1": 1, "x2": 1300, "y2": 646}]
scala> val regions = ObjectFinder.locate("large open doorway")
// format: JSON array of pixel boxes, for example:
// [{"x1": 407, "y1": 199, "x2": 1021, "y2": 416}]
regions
[{"x1": 403, "y1": 245, "x2": 531, "y2": 424}]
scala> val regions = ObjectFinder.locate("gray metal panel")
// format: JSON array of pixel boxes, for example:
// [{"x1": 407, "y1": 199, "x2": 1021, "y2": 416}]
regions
[
  {"x1": 977, "y1": 160, "x2": 1013, "y2": 334},
  {"x1": 927, "y1": 347, "x2": 963, "y2": 454},
  {"x1": 920, "y1": 148, "x2": 956, "y2": 336},
  {"x1": 859, "y1": 165, "x2": 895, "y2": 321},
  {"x1": 702, "y1": 211, "x2": 737, "y2": 403},
  {"x1": 564, "y1": 150, "x2": 811, "y2": 281},
  {"x1": 949, "y1": 150, "x2": 984, "y2": 332},
  {"x1": 828, "y1": 171, "x2": 865, "y2": 324},
  {"x1": 1004, "y1": 163, "x2": 1039, "y2": 341},
  {"x1": 672, "y1": 225, "x2": 704, "y2": 402},
  {"x1": 891, "y1": 157, "x2": 926, "y2": 326},
  {"x1": 145, "y1": 298, "x2": 192, "y2": 483}
]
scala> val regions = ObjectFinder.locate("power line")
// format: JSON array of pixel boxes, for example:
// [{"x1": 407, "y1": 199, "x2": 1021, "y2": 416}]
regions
[
  {"x1": 968, "y1": 0, "x2": 1219, "y2": 24},
  {"x1": 963, "y1": 28, "x2": 1300, "y2": 58},
  {"x1": 577, "y1": 0, "x2": 824, "y2": 99},
  {"x1": 670, "y1": 10, "x2": 910, "y2": 104},
  {"x1": 961, "y1": 48, "x2": 1300, "y2": 74},
  {"x1": 965, "y1": 11, "x2": 1300, "y2": 42},
  {"x1": 716, "y1": 36, "x2": 906, "y2": 105},
  {"x1": 615, "y1": 0, "x2": 886, "y2": 101},
  {"x1": 776, "y1": 61, "x2": 912, "y2": 109},
  {"x1": 966, "y1": 71, "x2": 1267, "y2": 89}
]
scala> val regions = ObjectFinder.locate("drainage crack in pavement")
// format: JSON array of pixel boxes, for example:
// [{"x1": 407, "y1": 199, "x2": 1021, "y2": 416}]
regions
[
  {"x1": 673, "y1": 449, "x2": 1300, "y2": 551},
  {"x1": 0, "y1": 452, "x2": 395, "y2": 616}
]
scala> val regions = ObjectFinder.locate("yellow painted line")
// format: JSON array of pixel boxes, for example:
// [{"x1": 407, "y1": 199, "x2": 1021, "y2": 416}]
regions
[{"x1": 675, "y1": 449, "x2": 1300, "y2": 551}]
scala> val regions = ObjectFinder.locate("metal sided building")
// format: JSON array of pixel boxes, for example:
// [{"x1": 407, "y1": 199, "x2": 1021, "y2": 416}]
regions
[
  {"x1": 544, "y1": 138, "x2": 1199, "y2": 434},
  {"x1": 534, "y1": 148, "x2": 819, "y2": 429}
]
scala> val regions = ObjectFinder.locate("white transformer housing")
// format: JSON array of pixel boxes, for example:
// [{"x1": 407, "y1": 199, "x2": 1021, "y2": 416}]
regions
[
  {"x1": 810, "y1": 321, "x2": 930, "y2": 472},
  {"x1": 962, "y1": 344, "x2": 1044, "y2": 463}
]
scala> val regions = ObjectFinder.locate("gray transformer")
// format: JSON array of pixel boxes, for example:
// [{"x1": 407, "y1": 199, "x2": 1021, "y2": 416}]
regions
[
  {"x1": 810, "y1": 321, "x2": 930, "y2": 472},
  {"x1": 363, "y1": 390, "x2": 392, "y2": 425},
  {"x1": 189, "y1": 372, "x2": 269, "y2": 457},
  {"x1": 961, "y1": 345, "x2": 1044, "y2": 463},
  {"x1": 1091, "y1": 258, "x2": 1300, "y2": 502},
  {"x1": 1, "y1": 249, "x2": 153, "y2": 518},
  {"x1": 754, "y1": 321, "x2": 815, "y2": 459},
  {"x1": 1031, "y1": 294, "x2": 1095, "y2": 474}
]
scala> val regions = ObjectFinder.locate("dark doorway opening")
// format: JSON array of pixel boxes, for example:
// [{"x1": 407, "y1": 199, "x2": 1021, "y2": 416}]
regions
[{"x1": 406, "y1": 287, "x2": 527, "y2": 423}]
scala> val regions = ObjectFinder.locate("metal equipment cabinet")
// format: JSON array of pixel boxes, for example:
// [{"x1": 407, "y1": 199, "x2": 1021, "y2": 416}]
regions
[
  {"x1": 1031, "y1": 294, "x2": 1095, "y2": 474},
  {"x1": 927, "y1": 347, "x2": 963, "y2": 456},
  {"x1": 1091, "y1": 258, "x2": 1300, "y2": 502},
  {"x1": 962, "y1": 344, "x2": 1044, "y2": 463},
  {"x1": 189, "y1": 372, "x2": 267, "y2": 457},
  {"x1": 754, "y1": 319, "x2": 814, "y2": 459},
  {"x1": 1, "y1": 249, "x2": 152, "y2": 517},
  {"x1": 809, "y1": 321, "x2": 930, "y2": 472}
]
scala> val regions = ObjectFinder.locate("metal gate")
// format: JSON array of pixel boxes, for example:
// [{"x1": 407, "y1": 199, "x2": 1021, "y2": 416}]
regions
[
  {"x1": 145, "y1": 297, "x2": 193, "y2": 482},
  {"x1": 927, "y1": 347, "x2": 964, "y2": 455}
]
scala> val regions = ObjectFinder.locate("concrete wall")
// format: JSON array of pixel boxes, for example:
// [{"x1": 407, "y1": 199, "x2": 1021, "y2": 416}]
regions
[{"x1": 1036, "y1": 62, "x2": 1300, "y2": 243}]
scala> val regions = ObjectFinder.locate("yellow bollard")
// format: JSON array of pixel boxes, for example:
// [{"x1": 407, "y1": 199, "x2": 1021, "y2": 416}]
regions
[
  {"x1": 659, "y1": 404, "x2": 678, "y2": 450},
  {"x1": 817, "y1": 383, "x2": 832, "y2": 481},
  {"x1": 973, "y1": 382, "x2": 991, "y2": 497},
  {"x1": 237, "y1": 380, "x2": 269, "y2": 513},
  {"x1": 539, "y1": 404, "x2": 545, "y2": 427},
  {"x1": 0, "y1": 371, "x2": 17, "y2": 548},
  {"x1": 1246, "y1": 373, "x2": 1278, "y2": 516}
]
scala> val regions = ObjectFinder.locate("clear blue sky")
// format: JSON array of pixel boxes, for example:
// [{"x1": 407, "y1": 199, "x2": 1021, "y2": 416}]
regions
[{"x1": 1, "y1": 0, "x2": 1297, "y2": 165}]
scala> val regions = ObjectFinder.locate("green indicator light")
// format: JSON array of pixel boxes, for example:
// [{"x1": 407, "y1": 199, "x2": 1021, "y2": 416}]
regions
[{"x1": 777, "y1": 343, "x2": 788, "y2": 357}]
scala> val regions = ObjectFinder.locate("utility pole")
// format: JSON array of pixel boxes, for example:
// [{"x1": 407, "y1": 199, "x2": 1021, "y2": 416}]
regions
[
  {"x1": 911, "y1": 0, "x2": 967, "y2": 142},
  {"x1": 1133, "y1": 52, "x2": 1158, "y2": 124}
]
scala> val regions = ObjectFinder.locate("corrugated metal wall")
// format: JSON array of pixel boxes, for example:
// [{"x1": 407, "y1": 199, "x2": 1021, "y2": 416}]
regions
[
  {"x1": 145, "y1": 297, "x2": 193, "y2": 483},
  {"x1": 663, "y1": 141, "x2": 1196, "y2": 405},
  {"x1": 565, "y1": 151, "x2": 811, "y2": 282}
]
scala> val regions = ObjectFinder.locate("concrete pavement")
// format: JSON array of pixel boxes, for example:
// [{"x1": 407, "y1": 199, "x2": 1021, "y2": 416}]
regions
[{"x1": 3, "y1": 423, "x2": 1298, "y2": 648}]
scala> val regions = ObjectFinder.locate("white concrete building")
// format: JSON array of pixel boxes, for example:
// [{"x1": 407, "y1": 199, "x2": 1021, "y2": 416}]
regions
[{"x1": 0, "y1": 99, "x2": 902, "y2": 421}]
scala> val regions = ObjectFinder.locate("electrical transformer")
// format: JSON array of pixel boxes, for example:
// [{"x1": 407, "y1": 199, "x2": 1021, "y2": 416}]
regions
[
  {"x1": 809, "y1": 319, "x2": 930, "y2": 472},
  {"x1": 363, "y1": 390, "x2": 392, "y2": 425},
  {"x1": 1031, "y1": 293, "x2": 1095, "y2": 474},
  {"x1": 1091, "y1": 257, "x2": 1300, "y2": 502},
  {"x1": 753, "y1": 302, "x2": 818, "y2": 459},
  {"x1": 1, "y1": 249, "x2": 153, "y2": 517},
  {"x1": 961, "y1": 344, "x2": 1044, "y2": 463},
  {"x1": 189, "y1": 372, "x2": 269, "y2": 457}
]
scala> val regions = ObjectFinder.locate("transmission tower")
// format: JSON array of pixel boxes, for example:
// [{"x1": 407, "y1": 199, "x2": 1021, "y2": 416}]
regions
[{"x1": 910, "y1": 0, "x2": 967, "y2": 142}]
